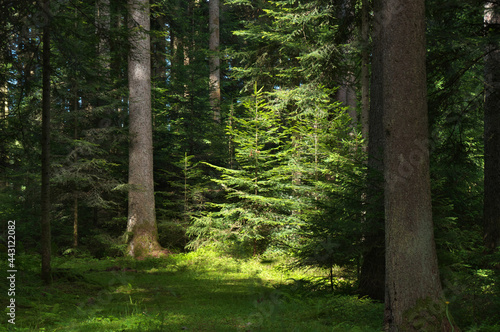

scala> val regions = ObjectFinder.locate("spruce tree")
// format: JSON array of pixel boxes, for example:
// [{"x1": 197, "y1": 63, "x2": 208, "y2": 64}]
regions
[{"x1": 126, "y1": 0, "x2": 162, "y2": 257}]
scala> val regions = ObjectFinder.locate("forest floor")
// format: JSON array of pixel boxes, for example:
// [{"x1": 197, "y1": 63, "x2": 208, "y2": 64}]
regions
[
  {"x1": 2, "y1": 247, "x2": 500, "y2": 331},
  {"x1": 1, "y1": 248, "x2": 384, "y2": 331}
]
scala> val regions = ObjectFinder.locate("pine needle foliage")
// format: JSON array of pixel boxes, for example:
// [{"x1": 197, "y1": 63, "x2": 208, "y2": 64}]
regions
[
  {"x1": 187, "y1": 82, "x2": 359, "y2": 259},
  {"x1": 188, "y1": 83, "x2": 302, "y2": 254},
  {"x1": 227, "y1": 0, "x2": 341, "y2": 92}
]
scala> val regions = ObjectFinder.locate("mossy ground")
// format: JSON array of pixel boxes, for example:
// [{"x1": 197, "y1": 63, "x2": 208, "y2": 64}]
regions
[
  {"x1": 1, "y1": 248, "x2": 384, "y2": 331},
  {"x1": 1, "y1": 248, "x2": 498, "y2": 331}
]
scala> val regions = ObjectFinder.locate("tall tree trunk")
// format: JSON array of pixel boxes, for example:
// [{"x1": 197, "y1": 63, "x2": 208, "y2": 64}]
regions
[
  {"x1": 358, "y1": 0, "x2": 384, "y2": 302},
  {"x1": 379, "y1": 0, "x2": 458, "y2": 330},
  {"x1": 96, "y1": 0, "x2": 111, "y2": 125},
  {"x1": 484, "y1": 1, "x2": 500, "y2": 252},
  {"x1": 336, "y1": 79, "x2": 357, "y2": 125},
  {"x1": 0, "y1": 82, "x2": 8, "y2": 189},
  {"x1": 72, "y1": 85, "x2": 79, "y2": 248},
  {"x1": 152, "y1": 13, "x2": 167, "y2": 82},
  {"x1": 41, "y1": 0, "x2": 52, "y2": 284},
  {"x1": 111, "y1": 2, "x2": 126, "y2": 128},
  {"x1": 360, "y1": 0, "x2": 370, "y2": 140},
  {"x1": 209, "y1": 0, "x2": 221, "y2": 123},
  {"x1": 73, "y1": 197, "x2": 78, "y2": 248},
  {"x1": 151, "y1": 6, "x2": 167, "y2": 130},
  {"x1": 336, "y1": 0, "x2": 357, "y2": 126},
  {"x1": 96, "y1": 0, "x2": 111, "y2": 67},
  {"x1": 127, "y1": 0, "x2": 161, "y2": 257}
]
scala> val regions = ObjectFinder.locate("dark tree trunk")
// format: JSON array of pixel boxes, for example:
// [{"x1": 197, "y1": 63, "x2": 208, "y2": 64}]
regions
[
  {"x1": 360, "y1": 0, "x2": 369, "y2": 140},
  {"x1": 484, "y1": 1, "x2": 500, "y2": 252},
  {"x1": 72, "y1": 86, "x2": 79, "y2": 248},
  {"x1": 96, "y1": 0, "x2": 110, "y2": 67},
  {"x1": 209, "y1": 0, "x2": 221, "y2": 123},
  {"x1": 127, "y1": 0, "x2": 162, "y2": 257},
  {"x1": 379, "y1": 0, "x2": 459, "y2": 330},
  {"x1": 41, "y1": 0, "x2": 52, "y2": 285},
  {"x1": 358, "y1": 0, "x2": 385, "y2": 302}
]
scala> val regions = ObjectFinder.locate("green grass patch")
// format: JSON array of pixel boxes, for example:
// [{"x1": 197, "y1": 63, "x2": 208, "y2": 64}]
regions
[{"x1": 1, "y1": 248, "x2": 385, "y2": 331}]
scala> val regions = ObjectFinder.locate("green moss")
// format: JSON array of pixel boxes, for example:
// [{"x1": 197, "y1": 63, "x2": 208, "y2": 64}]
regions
[
  {"x1": 401, "y1": 297, "x2": 456, "y2": 331},
  {"x1": 127, "y1": 232, "x2": 162, "y2": 258},
  {"x1": 11, "y1": 250, "x2": 385, "y2": 331}
]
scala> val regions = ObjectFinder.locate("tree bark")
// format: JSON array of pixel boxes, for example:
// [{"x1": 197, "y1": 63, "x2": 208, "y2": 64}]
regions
[
  {"x1": 152, "y1": 12, "x2": 167, "y2": 83},
  {"x1": 209, "y1": 0, "x2": 221, "y2": 123},
  {"x1": 127, "y1": 0, "x2": 161, "y2": 257},
  {"x1": 358, "y1": 0, "x2": 385, "y2": 302},
  {"x1": 379, "y1": 0, "x2": 459, "y2": 330},
  {"x1": 41, "y1": 0, "x2": 52, "y2": 284},
  {"x1": 484, "y1": 1, "x2": 500, "y2": 252},
  {"x1": 73, "y1": 197, "x2": 78, "y2": 248},
  {"x1": 72, "y1": 85, "x2": 79, "y2": 248},
  {"x1": 0, "y1": 82, "x2": 7, "y2": 189},
  {"x1": 96, "y1": 0, "x2": 111, "y2": 68},
  {"x1": 336, "y1": 80, "x2": 357, "y2": 125},
  {"x1": 360, "y1": 0, "x2": 370, "y2": 140}
]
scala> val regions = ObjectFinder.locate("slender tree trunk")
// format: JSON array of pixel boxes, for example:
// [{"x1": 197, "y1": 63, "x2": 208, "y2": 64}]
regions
[
  {"x1": 0, "y1": 82, "x2": 8, "y2": 189},
  {"x1": 380, "y1": 0, "x2": 458, "y2": 330},
  {"x1": 336, "y1": 79, "x2": 357, "y2": 125},
  {"x1": 96, "y1": 0, "x2": 111, "y2": 127},
  {"x1": 41, "y1": 0, "x2": 52, "y2": 284},
  {"x1": 73, "y1": 197, "x2": 78, "y2": 248},
  {"x1": 358, "y1": 0, "x2": 385, "y2": 301},
  {"x1": 336, "y1": 0, "x2": 357, "y2": 126},
  {"x1": 111, "y1": 2, "x2": 126, "y2": 128},
  {"x1": 228, "y1": 102, "x2": 234, "y2": 169},
  {"x1": 152, "y1": 13, "x2": 167, "y2": 82},
  {"x1": 209, "y1": 0, "x2": 221, "y2": 123},
  {"x1": 96, "y1": 0, "x2": 111, "y2": 67},
  {"x1": 151, "y1": 7, "x2": 167, "y2": 130},
  {"x1": 360, "y1": 0, "x2": 370, "y2": 140},
  {"x1": 72, "y1": 86, "x2": 79, "y2": 248},
  {"x1": 127, "y1": 0, "x2": 161, "y2": 257},
  {"x1": 484, "y1": 1, "x2": 500, "y2": 252}
]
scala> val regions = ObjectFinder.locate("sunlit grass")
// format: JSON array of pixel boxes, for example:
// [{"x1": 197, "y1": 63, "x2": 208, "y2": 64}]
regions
[{"x1": 3, "y1": 247, "x2": 385, "y2": 332}]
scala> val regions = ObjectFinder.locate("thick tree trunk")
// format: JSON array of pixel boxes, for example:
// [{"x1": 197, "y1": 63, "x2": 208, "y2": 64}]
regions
[
  {"x1": 41, "y1": 0, "x2": 52, "y2": 284},
  {"x1": 209, "y1": 0, "x2": 221, "y2": 123},
  {"x1": 484, "y1": 1, "x2": 500, "y2": 252},
  {"x1": 358, "y1": 0, "x2": 385, "y2": 302},
  {"x1": 379, "y1": 0, "x2": 458, "y2": 330},
  {"x1": 127, "y1": 0, "x2": 161, "y2": 257}
]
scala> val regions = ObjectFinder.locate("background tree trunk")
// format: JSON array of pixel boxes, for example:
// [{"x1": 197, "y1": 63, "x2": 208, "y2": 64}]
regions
[
  {"x1": 127, "y1": 0, "x2": 161, "y2": 257},
  {"x1": 380, "y1": 0, "x2": 459, "y2": 330},
  {"x1": 358, "y1": 0, "x2": 385, "y2": 302},
  {"x1": 72, "y1": 85, "x2": 79, "y2": 248},
  {"x1": 96, "y1": 0, "x2": 110, "y2": 67},
  {"x1": 484, "y1": 1, "x2": 500, "y2": 252},
  {"x1": 209, "y1": 0, "x2": 221, "y2": 123},
  {"x1": 360, "y1": 0, "x2": 370, "y2": 140},
  {"x1": 41, "y1": 0, "x2": 52, "y2": 284}
]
